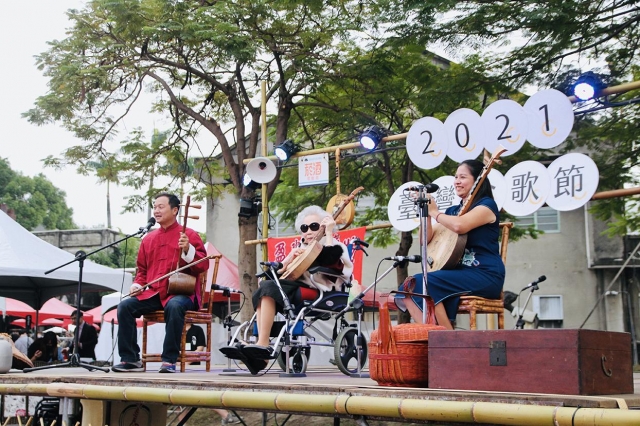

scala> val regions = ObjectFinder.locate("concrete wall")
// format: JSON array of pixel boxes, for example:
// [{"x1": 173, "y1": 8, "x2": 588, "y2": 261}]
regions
[
  {"x1": 207, "y1": 191, "x2": 240, "y2": 256},
  {"x1": 33, "y1": 228, "x2": 121, "y2": 255}
]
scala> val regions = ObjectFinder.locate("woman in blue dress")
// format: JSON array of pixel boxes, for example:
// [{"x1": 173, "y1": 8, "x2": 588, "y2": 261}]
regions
[{"x1": 395, "y1": 159, "x2": 505, "y2": 330}]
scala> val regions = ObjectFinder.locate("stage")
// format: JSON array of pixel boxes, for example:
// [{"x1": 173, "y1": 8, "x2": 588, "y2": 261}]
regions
[{"x1": 0, "y1": 363, "x2": 639, "y2": 425}]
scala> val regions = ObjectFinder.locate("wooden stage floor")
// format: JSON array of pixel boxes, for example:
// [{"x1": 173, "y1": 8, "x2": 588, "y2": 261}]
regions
[{"x1": 1, "y1": 363, "x2": 638, "y2": 411}]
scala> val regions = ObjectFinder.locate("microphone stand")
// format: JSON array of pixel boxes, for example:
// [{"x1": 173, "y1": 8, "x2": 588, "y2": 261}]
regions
[
  {"x1": 414, "y1": 187, "x2": 433, "y2": 324},
  {"x1": 24, "y1": 226, "x2": 149, "y2": 373},
  {"x1": 222, "y1": 289, "x2": 237, "y2": 372},
  {"x1": 514, "y1": 283, "x2": 540, "y2": 330}
]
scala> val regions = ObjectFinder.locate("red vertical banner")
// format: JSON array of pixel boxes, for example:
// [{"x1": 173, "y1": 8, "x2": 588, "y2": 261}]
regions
[{"x1": 266, "y1": 227, "x2": 366, "y2": 284}]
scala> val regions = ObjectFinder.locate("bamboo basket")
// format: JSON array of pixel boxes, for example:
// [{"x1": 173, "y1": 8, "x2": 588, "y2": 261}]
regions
[{"x1": 369, "y1": 303, "x2": 446, "y2": 387}]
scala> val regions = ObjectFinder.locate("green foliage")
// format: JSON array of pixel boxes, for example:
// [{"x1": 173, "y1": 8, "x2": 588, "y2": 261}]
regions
[
  {"x1": 0, "y1": 158, "x2": 75, "y2": 230},
  {"x1": 391, "y1": 1, "x2": 640, "y2": 86},
  {"x1": 88, "y1": 237, "x2": 140, "y2": 269}
]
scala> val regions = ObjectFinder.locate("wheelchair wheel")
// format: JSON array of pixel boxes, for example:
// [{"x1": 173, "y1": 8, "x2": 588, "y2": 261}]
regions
[
  {"x1": 277, "y1": 346, "x2": 310, "y2": 374},
  {"x1": 334, "y1": 327, "x2": 367, "y2": 375}
]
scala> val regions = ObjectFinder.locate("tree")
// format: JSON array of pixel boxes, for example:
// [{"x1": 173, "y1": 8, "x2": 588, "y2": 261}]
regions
[
  {"x1": 0, "y1": 158, "x2": 75, "y2": 230},
  {"x1": 24, "y1": 0, "x2": 382, "y2": 319},
  {"x1": 85, "y1": 155, "x2": 120, "y2": 229},
  {"x1": 391, "y1": 1, "x2": 640, "y2": 87}
]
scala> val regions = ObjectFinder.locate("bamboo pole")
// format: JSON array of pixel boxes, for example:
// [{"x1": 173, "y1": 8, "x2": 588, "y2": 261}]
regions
[
  {"x1": 590, "y1": 186, "x2": 640, "y2": 200},
  {"x1": 2, "y1": 383, "x2": 638, "y2": 425},
  {"x1": 261, "y1": 81, "x2": 269, "y2": 262}
]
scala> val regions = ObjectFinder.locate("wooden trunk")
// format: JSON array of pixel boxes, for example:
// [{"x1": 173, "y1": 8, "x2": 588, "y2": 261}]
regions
[{"x1": 428, "y1": 329, "x2": 633, "y2": 395}]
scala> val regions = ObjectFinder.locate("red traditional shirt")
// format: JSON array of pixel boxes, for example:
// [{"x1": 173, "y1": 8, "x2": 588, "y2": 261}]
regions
[{"x1": 134, "y1": 220, "x2": 208, "y2": 307}]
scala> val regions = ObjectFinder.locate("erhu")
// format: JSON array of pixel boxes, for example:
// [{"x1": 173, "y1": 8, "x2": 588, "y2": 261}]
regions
[{"x1": 167, "y1": 195, "x2": 202, "y2": 295}]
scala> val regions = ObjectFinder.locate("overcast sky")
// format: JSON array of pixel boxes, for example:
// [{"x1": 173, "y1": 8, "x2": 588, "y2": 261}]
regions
[{"x1": 0, "y1": 2, "x2": 208, "y2": 233}]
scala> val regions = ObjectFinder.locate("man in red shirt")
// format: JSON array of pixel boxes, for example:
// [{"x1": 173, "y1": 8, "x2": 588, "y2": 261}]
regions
[{"x1": 112, "y1": 192, "x2": 208, "y2": 373}]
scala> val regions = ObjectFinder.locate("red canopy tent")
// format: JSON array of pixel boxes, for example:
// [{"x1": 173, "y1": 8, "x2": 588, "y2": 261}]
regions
[
  {"x1": 204, "y1": 242, "x2": 241, "y2": 305},
  {"x1": 11, "y1": 317, "x2": 64, "y2": 327},
  {"x1": 0, "y1": 297, "x2": 36, "y2": 318},
  {"x1": 84, "y1": 305, "x2": 102, "y2": 322},
  {"x1": 37, "y1": 297, "x2": 93, "y2": 324}
]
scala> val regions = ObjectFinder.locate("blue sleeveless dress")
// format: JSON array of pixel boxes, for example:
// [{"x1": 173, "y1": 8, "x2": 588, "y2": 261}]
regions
[{"x1": 398, "y1": 196, "x2": 505, "y2": 321}]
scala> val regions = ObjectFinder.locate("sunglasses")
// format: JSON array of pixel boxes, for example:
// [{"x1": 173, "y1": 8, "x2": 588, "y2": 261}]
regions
[{"x1": 300, "y1": 222, "x2": 321, "y2": 233}]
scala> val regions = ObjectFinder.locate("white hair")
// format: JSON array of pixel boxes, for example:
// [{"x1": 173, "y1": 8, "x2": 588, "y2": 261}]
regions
[{"x1": 295, "y1": 205, "x2": 330, "y2": 232}]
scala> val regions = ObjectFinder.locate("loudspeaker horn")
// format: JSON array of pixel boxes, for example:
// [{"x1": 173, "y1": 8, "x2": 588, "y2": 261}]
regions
[{"x1": 246, "y1": 157, "x2": 277, "y2": 183}]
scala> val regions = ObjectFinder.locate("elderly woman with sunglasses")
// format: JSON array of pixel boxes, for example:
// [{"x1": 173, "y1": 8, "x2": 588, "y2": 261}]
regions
[{"x1": 224, "y1": 205, "x2": 353, "y2": 373}]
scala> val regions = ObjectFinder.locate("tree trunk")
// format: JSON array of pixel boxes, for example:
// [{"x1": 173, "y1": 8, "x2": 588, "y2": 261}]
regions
[
  {"x1": 147, "y1": 169, "x2": 155, "y2": 220},
  {"x1": 238, "y1": 215, "x2": 259, "y2": 322}
]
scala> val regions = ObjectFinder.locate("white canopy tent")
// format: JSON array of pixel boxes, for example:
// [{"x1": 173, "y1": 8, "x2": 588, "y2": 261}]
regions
[{"x1": 0, "y1": 210, "x2": 132, "y2": 310}]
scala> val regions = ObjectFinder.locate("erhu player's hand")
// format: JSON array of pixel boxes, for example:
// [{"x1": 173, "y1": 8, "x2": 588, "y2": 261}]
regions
[
  {"x1": 129, "y1": 283, "x2": 143, "y2": 296},
  {"x1": 178, "y1": 232, "x2": 190, "y2": 255}
]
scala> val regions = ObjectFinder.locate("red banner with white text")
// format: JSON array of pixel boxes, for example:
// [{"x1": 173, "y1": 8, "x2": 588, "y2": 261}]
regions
[{"x1": 266, "y1": 227, "x2": 366, "y2": 284}]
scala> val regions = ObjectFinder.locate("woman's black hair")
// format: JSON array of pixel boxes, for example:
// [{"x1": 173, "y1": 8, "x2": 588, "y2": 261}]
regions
[
  {"x1": 459, "y1": 159, "x2": 494, "y2": 203},
  {"x1": 43, "y1": 331, "x2": 57, "y2": 346}
]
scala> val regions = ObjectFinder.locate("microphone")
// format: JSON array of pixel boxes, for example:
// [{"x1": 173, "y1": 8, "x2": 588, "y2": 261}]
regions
[
  {"x1": 384, "y1": 255, "x2": 422, "y2": 263},
  {"x1": 260, "y1": 261, "x2": 283, "y2": 269},
  {"x1": 406, "y1": 183, "x2": 439, "y2": 193},
  {"x1": 522, "y1": 275, "x2": 546, "y2": 291},
  {"x1": 352, "y1": 237, "x2": 369, "y2": 248},
  {"x1": 139, "y1": 217, "x2": 156, "y2": 235},
  {"x1": 211, "y1": 284, "x2": 242, "y2": 294}
]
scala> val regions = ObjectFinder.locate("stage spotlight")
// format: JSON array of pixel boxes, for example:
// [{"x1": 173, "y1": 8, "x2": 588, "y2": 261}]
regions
[
  {"x1": 359, "y1": 126, "x2": 385, "y2": 151},
  {"x1": 242, "y1": 172, "x2": 261, "y2": 190},
  {"x1": 572, "y1": 71, "x2": 604, "y2": 101},
  {"x1": 238, "y1": 198, "x2": 261, "y2": 218},
  {"x1": 274, "y1": 139, "x2": 299, "y2": 161}
]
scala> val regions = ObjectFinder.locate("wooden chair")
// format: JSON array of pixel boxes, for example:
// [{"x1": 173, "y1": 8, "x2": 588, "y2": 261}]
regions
[
  {"x1": 456, "y1": 222, "x2": 513, "y2": 330},
  {"x1": 141, "y1": 255, "x2": 221, "y2": 372}
]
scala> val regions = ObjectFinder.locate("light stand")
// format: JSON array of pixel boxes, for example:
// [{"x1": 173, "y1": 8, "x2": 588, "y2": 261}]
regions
[{"x1": 24, "y1": 227, "x2": 148, "y2": 373}]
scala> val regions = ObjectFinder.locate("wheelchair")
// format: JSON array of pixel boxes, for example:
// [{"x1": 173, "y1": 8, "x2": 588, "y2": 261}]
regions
[{"x1": 224, "y1": 264, "x2": 369, "y2": 376}]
